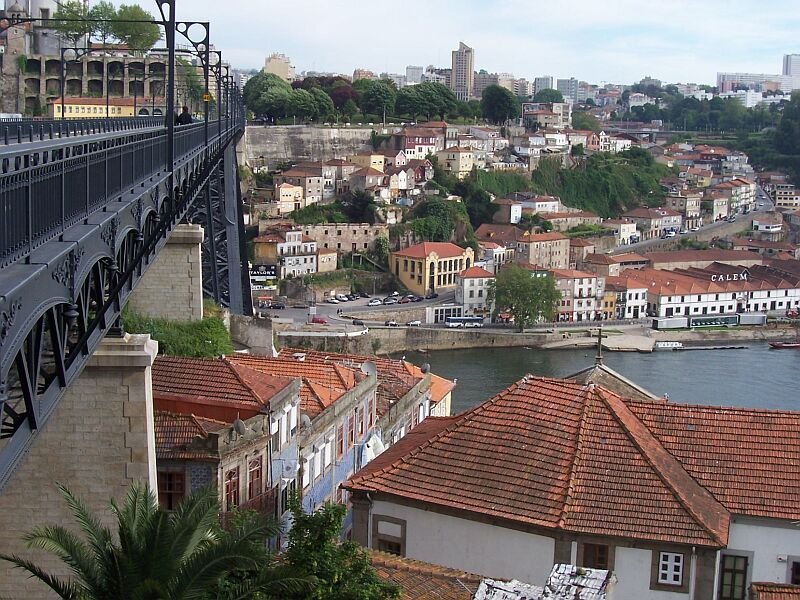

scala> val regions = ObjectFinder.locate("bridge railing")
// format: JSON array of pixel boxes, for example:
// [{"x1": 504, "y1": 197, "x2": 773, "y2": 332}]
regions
[
  {"x1": 0, "y1": 119, "x2": 237, "y2": 269},
  {"x1": 0, "y1": 117, "x2": 166, "y2": 145}
]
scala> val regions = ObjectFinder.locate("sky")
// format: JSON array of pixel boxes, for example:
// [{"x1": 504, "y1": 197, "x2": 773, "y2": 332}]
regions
[{"x1": 113, "y1": 1, "x2": 799, "y2": 85}]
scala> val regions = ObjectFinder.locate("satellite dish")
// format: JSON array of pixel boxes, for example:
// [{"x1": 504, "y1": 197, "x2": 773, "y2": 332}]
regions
[
  {"x1": 421, "y1": 363, "x2": 431, "y2": 373},
  {"x1": 360, "y1": 361, "x2": 377, "y2": 377},
  {"x1": 300, "y1": 414, "x2": 312, "y2": 429},
  {"x1": 233, "y1": 416, "x2": 247, "y2": 436}
]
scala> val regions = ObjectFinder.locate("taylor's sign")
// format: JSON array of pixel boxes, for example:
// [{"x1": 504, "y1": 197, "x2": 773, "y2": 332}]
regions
[
  {"x1": 249, "y1": 264, "x2": 277, "y2": 278},
  {"x1": 711, "y1": 272, "x2": 748, "y2": 282}
]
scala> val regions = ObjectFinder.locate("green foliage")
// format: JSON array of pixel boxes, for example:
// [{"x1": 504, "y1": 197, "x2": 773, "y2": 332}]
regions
[
  {"x1": 0, "y1": 483, "x2": 310, "y2": 600},
  {"x1": 339, "y1": 190, "x2": 379, "y2": 224},
  {"x1": 284, "y1": 497, "x2": 400, "y2": 600},
  {"x1": 531, "y1": 148, "x2": 673, "y2": 217},
  {"x1": 677, "y1": 237, "x2": 710, "y2": 250},
  {"x1": 532, "y1": 88, "x2": 564, "y2": 103},
  {"x1": 310, "y1": 87, "x2": 336, "y2": 122},
  {"x1": 469, "y1": 169, "x2": 531, "y2": 198},
  {"x1": 288, "y1": 88, "x2": 318, "y2": 120},
  {"x1": 243, "y1": 72, "x2": 294, "y2": 119},
  {"x1": 111, "y1": 5, "x2": 160, "y2": 52},
  {"x1": 373, "y1": 236, "x2": 389, "y2": 266},
  {"x1": 122, "y1": 309, "x2": 233, "y2": 357},
  {"x1": 176, "y1": 57, "x2": 202, "y2": 108},
  {"x1": 408, "y1": 198, "x2": 464, "y2": 241},
  {"x1": 481, "y1": 85, "x2": 520, "y2": 124},
  {"x1": 88, "y1": 1, "x2": 116, "y2": 45},
  {"x1": 775, "y1": 92, "x2": 800, "y2": 155},
  {"x1": 290, "y1": 203, "x2": 349, "y2": 224},
  {"x1": 370, "y1": 130, "x2": 391, "y2": 150},
  {"x1": 395, "y1": 82, "x2": 457, "y2": 120},
  {"x1": 52, "y1": 0, "x2": 92, "y2": 47},
  {"x1": 564, "y1": 224, "x2": 612, "y2": 238},
  {"x1": 487, "y1": 266, "x2": 561, "y2": 331},
  {"x1": 360, "y1": 80, "x2": 396, "y2": 117},
  {"x1": 571, "y1": 111, "x2": 601, "y2": 131}
]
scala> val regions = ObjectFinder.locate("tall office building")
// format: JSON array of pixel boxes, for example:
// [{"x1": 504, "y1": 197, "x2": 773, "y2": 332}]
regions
[
  {"x1": 264, "y1": 53, "x2": 295, "y2": 82},
  {"x1": 782, "y1": 54, "x2": 800, "y2": 76},
  {"x1": 557, "y1": 77, "x2": 579, "y2": 103},
  {"x1": 533, "y1": 76, "x2": 554, "y2": 94},
  {"x1": 450, "y1": 42, "x2": 475, "y2": 102},
  {"x1": 406, "y1": 65, "x2": 423, "y2": 85}
]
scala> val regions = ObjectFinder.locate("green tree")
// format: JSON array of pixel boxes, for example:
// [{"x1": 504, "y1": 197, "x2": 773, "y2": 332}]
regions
[
  {"x1": 88, "y1": 1, "x2": 117, "y2": 46},
  {"x1": 310, "y1": 87, "x2": 335, "y2": 122},
  {"x1": 775, "y1": 92, "x2": 800, "y2": 155},
  {"x1": 342, "y1": 99, "x2": 359, "y2": 120},
  {"x1": 284, "y1": 497, "x2": 399, "y2": 600},
  {"x1": 481, "y1": 84, "x2": 519, "y2": 124},
  {"x1": 417, "y1": 82, "x2": 458, "y2": 120},
  {"x1": 288, "y1": 88, "x2": 318, "y2": 120},
  {"x1": 0, "y1": 483, "x2": 308, "y2": 599},
  {"x1": 111, "y1": 5, "x2": 160, "y2": 53},
  {"x1": 395, "y1": 86, "x2": 422, "y2": 118},
  {"x1": 243, "y1": 72, "x2": 293, "y2": 118},
  {"x1": 572, "y1": 111, "x2": 601, "y2": 131},
  {"x1": 176, "y1": 56, "x2": 202, "y2": 111},
  {"x1": 532, "y1": 88, "x2": 564, "y2": 103},
  {"x1": 52, "y1": 0, "x2": 93, "y2": 47},
  {"x1": 360, "y1": 81, "x2": 396, "y2": 119},
  {"x1": 373, "y1": 236, "x2": 389, "y2": 266},
  {"x1": 487, "y1": 267, "x2": 561, "y2": 331}
]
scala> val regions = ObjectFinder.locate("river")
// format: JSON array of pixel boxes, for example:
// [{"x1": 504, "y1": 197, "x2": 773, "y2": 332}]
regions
[{"x1": 395, "y1": 344, "x2": 799, "y2": 415}]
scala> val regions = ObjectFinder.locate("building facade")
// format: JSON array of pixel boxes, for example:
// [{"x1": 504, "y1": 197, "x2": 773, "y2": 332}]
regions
[
  {"x1": 391, "y1": 242, "x2": 475, "y2": 297},
  {"x1": 450, "y1": 42, "x2": 474, "y2": 102},
  {"x1": 455, "y1": 266, "x2": 495, "y2": 316},
  {"x1": 301, "y1": 223, "x2": 389, "y2": 253}
]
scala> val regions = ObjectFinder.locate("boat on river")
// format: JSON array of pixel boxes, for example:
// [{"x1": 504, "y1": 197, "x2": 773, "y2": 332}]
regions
[{"x1": 768, "y1": 341, "x2": 800, "y2": 349}]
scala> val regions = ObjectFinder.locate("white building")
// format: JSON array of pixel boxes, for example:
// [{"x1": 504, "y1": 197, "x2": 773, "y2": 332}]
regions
[
  {"x1": 605, "y1": 276, "x2": 648, "y2": 320},
  {"x1": 276, "y1": 230, "x2": 317, "y2": 278},
  {"x1": 455, "y1": 266, "x2": 494, "y2": 316},
  {"x1": 551, "y1": 269, "x2": 604, "y2": 322},
  {"x1": 345, "y1": 372, "x2": 800, "y2": 599}
]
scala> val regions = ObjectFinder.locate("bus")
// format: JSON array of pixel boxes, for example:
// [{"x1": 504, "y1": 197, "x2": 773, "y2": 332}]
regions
[{"x1": 445, "y1": 316, "x2": 485, "y2": 328}]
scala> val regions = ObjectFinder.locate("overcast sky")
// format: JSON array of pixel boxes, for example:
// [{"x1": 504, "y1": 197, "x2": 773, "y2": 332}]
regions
[{"x1": 122, "y1": 1, "x2": 798, "y2": 85}]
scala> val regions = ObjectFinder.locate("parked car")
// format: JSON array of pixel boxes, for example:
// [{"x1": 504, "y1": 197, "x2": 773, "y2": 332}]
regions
[
  {"x1": 390, "y1": 291, "x2": 400, "y2": 297},
  {"x1": 359, "y1": 291, "x2": 371, "y2": 298},
  {"x1": 368, "y1": 298, "x2": 382, "y2": 306},
  {"x1": 406, "y1": 320, "x2": 421, "y2": 327},
  {"x1": 346, "y1": 294, "x2": 358, "y2": 301},
  {"x1": 425, "y1": 292, "x2": 439, "y2": 299},
  {"x1": 352, "y1": 319, "x2": 365, "y2": 326},
  {"x1": 384, "y1": 320, "x2": 399, "y2": 327},
  {"x1": 270, "y1": 302, "x2": 286, "y2": 309},
  {"x1": 411, "y1": 295, "x2": 423, "y2": 302},
  {"x1": 383, "y1": 297, "x2": 398, "y2": 305},
  {"x1": 398, "y1": 297, "x2": 413, "y2": 304},
  {"x1": 326, "y1": 297, "x2": 340, "y2": 304},
  {"x1": 311, "y1": 316, "x2": 327, "y2": 324},
  {"x1": 335, "y1": 294, "x2": 349, "y2": 302}
]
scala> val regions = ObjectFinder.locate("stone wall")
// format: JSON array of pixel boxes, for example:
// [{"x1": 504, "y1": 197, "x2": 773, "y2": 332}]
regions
[
  {"x1": 229, "y1": 313, "x2": 274, "y2": 355},
  {"x1": 244, "y1": 126, "x2": 373, "y2": 167},
  {"x1": 128, "y1": 224, "x2": 204, "y2": 322},
  {"x1": 0, "y1": 334, "x2": 158, "y2": 599}
]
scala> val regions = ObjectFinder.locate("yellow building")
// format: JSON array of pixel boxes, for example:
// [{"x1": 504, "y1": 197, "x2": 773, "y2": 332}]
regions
[
  {"x1": 601, "y1": 289, "x2": 616, "y2": 321},
  {"x1": 275, "y1": 183, "x2": 304, "y2": 216},
  {"x1": 49, "y1": 97, "x2": 139, "y2": 119},
  {"x1": 391, "y1": 242, "x2": 475, "y2": 297},
  {"x1": 316, "y1": 248, "x2": 338, "y2": 273},
  {"x1": 348, "y1": 152, "x2": 386, "y2": 173},
  {"x1": 436, "y1": 146, "x2": 474, "y2": 179}
]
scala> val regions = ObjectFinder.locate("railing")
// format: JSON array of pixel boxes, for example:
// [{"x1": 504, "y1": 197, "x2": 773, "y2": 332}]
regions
[
  {"x1": 220, "y1": 490, "x2": 276, "y2": 528},
  {"x1": 0, "y1": 117, "x2": 165, "y2": 145},
  {"x1": 0, "y1": 116, "x2": 241, "y2": 269}
]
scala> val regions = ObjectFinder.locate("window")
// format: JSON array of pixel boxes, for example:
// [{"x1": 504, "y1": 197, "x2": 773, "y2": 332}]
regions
[
  {"x1": 157, "y1": 471, "x2": 185, "y2": 511},
  {"x1": 581, "y1": 543, "x2": 610, "y2": 569},
  {"x1": 337, "y1": 424, "x2": 344, "y2": 459},
  {"x1": 719, "y1": 554, "x2": 748, "y2": 600},
  {"x1": 248, "y1": 457, "x2": 262, "y2": 500},
  {"x1": 224, "y1": 468, "x2": 239, "y2": 511},
  {"x1": 658, "y1": 552, "x2": 683, "y2": 586}
]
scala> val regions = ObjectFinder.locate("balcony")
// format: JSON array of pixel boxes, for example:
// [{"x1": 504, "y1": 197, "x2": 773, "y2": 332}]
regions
[{"x1": 220, "y1": 489, "x2": 276, "y2": 528}]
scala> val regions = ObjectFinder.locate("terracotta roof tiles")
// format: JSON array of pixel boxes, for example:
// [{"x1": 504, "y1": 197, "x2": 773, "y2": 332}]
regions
[
  {"x1": 752, "y1": 584, "x2": 800, "y2": 600},
  {"x1": 154, "y1": 411, "x2": 225, "y2": 460},
  {"x1": 392, "y1": 242, "x2": 468, "y2": 259},
  {"x1": 369, "y1": 550, "x2": 481, "y2": 599}
]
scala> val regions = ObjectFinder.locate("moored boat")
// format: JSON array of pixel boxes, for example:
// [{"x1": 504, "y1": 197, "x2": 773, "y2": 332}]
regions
[{"x1": 768, "y1": 341, "x2": 800, "y2": 349}]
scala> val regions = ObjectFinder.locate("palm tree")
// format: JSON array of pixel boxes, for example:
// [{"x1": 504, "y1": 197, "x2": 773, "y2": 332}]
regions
[{"x1": 0, "y1": 482, "x2": 309, "y2": 599}]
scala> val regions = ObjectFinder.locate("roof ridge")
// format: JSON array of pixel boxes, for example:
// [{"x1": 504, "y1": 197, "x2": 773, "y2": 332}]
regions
[
  {"x1": 558, "y1": 384, "x2": 593, "y2": 529},
  {"x1": 221, "y1": 356, "x2": 265, "y2": 405},
  {"x1": 598, "y1": 388, "x2": 730, "y2": 546}
]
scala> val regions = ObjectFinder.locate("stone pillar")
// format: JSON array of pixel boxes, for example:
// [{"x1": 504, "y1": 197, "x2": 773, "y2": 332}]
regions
[
  {"x1": 128, "y1": 223, "x2": 205, "y2": 322},
  {"x1": 0, "y1": 333, "x2": 158, "y2": 599}
]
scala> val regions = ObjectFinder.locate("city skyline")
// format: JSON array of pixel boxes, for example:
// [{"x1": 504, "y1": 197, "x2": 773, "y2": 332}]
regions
[{"x1": 123, "y1": 0, "x2": 800, "y2": 85}]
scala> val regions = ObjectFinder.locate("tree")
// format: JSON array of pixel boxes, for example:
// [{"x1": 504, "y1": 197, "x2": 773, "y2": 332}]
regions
[
  {"x1": 572, "y1": 111, "x2": 601, "y2": 131},
  {"x1": 395, "y1": 86, "x2": 422, "y2": 118},
  {"x1": 360, "y1": 81, "x2": 396, "y2": 119},
  {"x1": 775, "y1": 92, "x2": 800, "y2": 155},
  {"x1": 342, "y1": 99, "x2": 359, "y2": 120},
  {"x1": 288, "y1": 88, "x2": 318, "y2": 120},
  {"x1": 0, "y1": 483, "x2": 308, "y2": 599},
  {"x1": 88, "y1": 1, "x2": 117, "y2": 46},
  {"x1": 284, "y1": 497, "x2": 399, "y2": 600},
  {"x1": 481, "y1": 84, "x2": 519, "y2": 124},
  {"x1": 487, "y1": 267, "x2": 561, "y2": 331},
  {"x1": 176, "y1": 57, "x2": 202, "y2": 111},
  {"x1": 111, "y1": 5, "x2": 160, "y2": 53},
  {"x1": 532, "y1": 88, "x2": 564, "y2": 103},
  {"x1": 310, "y1": 87, "x2": 335, "y2": 122},
  {"x1": 373, "y1": 236, "x2": 389, "y2": 266},
  {"x1": 52, "y1": 0, "x2": 93, "y2": 47}
]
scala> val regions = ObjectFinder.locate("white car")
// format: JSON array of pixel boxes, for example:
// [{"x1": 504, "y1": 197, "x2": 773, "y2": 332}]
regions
[
  {"x1": 367, "y1": 298, "x2": 382, "y2": 306},
  {"x1": 335, "y1": 294, "x2": 349, "y2": 302},
  {"x1": 406, "y1": 320, "x2": 421, "y2": 327},
  {"x1": 326, "y1": 297, "x2": 340, "y2": 304},
  {"x1": 690, "y1": 226, "x2": 700, "y2": 232}
]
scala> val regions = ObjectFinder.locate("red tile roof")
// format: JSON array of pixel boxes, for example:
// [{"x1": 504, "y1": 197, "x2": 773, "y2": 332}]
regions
[
  {"x1": 345, "y1": 376, "x2": 730, "y2": 548},
  {"x1": 352, "y1": 167, "x2": 386, "y2": 177},
  {"x1": 392, "y1": 242, "x2": 468, "y2": 259},
  {"x1": 154, "y1": 411, "x2": 226, "y2": 460},
  {"x1": 369, "y1": 550, "x2": 481, "y2": 599},
  {"x1": 152, "y1": 356, "x2": 296, "y2": 420},
  {"x1": 752, "y1": 584, "x2": 800, "y2": 600},
  {"x1": 459, "y1": 266, "x2": 494, "y2": 278}
]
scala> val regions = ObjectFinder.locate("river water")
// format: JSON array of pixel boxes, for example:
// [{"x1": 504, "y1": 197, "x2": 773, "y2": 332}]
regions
[{"x1": 396, "y1": 344, "x2": 799, "y2": 415}]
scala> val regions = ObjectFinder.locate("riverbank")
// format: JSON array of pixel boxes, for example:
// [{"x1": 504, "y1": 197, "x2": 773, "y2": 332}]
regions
[{"x1": 275, "y1": 322, "x2": 799, "y2": 356}]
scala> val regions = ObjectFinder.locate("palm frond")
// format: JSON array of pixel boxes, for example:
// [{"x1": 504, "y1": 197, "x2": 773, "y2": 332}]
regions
[
  {"x1": 166, "y1": 486, "x2": 220, "y2": 564},
  {"x1": 0, "y1": 552, "x2": 83, "y2": 600},
  {"x1": 169, "y1": 542, "x2": 264, "y2": 600},
  {"x1": 22, "y1": 525, "x2": 104, "y2": 594}
]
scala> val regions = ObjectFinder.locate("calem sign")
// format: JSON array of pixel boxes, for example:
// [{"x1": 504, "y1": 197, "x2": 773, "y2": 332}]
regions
[{"x1": 711, "y1": 272, "x2": 749, "y2": 282}]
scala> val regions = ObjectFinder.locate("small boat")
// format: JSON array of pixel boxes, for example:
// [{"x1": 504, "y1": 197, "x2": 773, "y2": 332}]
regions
[
  {"x1": 655, "y1": 341, "x2": 683, "y2": 350},
  {"x1": 768, "y1": 341, "x2": 800, "y2": 349}
]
